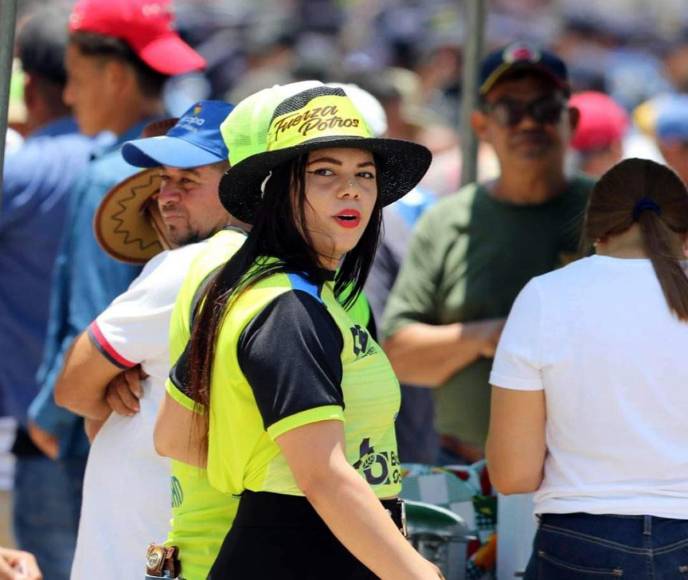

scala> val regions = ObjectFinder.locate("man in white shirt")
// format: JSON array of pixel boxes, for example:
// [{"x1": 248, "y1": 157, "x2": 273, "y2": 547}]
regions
[{"x1": 54, "y1": 100, "x2": 242, "y2": 580}]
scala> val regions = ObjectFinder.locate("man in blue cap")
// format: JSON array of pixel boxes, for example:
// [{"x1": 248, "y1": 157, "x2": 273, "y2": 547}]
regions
[{"x1": 52, "y1": 100, "x2": 241, "y2": 580}]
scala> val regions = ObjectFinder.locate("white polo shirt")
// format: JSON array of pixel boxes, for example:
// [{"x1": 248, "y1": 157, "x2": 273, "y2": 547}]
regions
[
  {"x1": 490, "y1": 255, "x2": 688, "y2": 518},
  {"x1": 71, "y1": 242, "x2": 208, "y2": 580}
]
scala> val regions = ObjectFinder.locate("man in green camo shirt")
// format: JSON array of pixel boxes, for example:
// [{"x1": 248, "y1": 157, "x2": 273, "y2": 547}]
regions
[{"x1": 382, "y1": 42, "x2": 594, "y2": 464}]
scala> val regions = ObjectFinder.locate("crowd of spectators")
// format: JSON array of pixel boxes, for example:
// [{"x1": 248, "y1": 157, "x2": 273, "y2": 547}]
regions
[{"x1": 3, "y1": 0, "x2": 688, "y2": 578}]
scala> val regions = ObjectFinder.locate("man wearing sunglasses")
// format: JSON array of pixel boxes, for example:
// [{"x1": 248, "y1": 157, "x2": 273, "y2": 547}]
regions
[{"x1": 382, "y1": 43, "x2": 594, "y2": 465}]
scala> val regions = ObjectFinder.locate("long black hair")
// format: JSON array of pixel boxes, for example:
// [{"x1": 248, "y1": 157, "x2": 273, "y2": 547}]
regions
[{"x1": 187, "y1": 151, "x2": 383, "y2": 420}]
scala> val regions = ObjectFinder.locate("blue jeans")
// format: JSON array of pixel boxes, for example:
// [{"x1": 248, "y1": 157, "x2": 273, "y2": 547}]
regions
[
  {"x1": 525, "y1": 513, "x2": 688, "y2": 579},
  {"x1": 13, "y1": 455, "x2": 87, "y2": 580}
]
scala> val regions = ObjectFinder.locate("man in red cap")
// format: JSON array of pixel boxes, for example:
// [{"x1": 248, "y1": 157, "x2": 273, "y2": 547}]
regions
[
  {"x1": 569, "y1": 91, "x2": 629, "y2": 177},
  {"x1": 26, "y1": 2, "x2": 204, "y2": 578}
]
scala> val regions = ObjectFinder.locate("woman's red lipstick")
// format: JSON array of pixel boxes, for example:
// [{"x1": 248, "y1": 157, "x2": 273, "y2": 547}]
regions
[{"x1": 333, "y1": 209, "x2": 361, "y2": 228}]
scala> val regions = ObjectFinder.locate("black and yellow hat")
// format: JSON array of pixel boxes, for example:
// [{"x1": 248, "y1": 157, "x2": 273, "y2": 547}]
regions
[{"x1": 218, "y1": 85, "x2": 432, "y2": 224}]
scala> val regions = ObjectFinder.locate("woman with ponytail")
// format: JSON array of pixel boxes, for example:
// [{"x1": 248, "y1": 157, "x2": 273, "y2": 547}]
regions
[{"x1": 487, "y1": 158, "x2": 688, "y2": 579}]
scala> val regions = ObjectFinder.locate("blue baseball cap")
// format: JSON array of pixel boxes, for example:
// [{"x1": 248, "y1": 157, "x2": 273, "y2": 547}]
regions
[
  {"x1": 479, "y1": 42, "x2": 570, "y2": 96},
  {"x1": 122, "y1": 100, "x2": 234, "y2": 168},
  {"x1": 656, "y1": 95, "x2": 688, "y2": 142}
]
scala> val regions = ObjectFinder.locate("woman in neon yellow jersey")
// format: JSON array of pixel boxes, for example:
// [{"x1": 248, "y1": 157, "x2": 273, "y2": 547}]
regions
[
  {"x1": 153, "y1": 83, "x2": 398, "y2": 579},
  {"x1": 175, "y1": 85, "x2": 437, "y2": 579}
]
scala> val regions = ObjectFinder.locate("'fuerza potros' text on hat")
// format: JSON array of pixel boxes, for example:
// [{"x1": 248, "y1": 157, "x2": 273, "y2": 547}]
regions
[
  {"x1": 69, "y1": 0, "x2": 206, "y2": 76},
  {"x1": 479, "y1": 42, "x2": 570, "y2": 96}
]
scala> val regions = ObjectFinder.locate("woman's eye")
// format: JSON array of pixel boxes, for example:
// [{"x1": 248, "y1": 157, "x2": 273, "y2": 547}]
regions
[
  {"x1": 309, "y1": 168, "x2": 335, "y2": 177},
  {"x1": 358, "y1": 171, "x2": 376, "y2": 180}
]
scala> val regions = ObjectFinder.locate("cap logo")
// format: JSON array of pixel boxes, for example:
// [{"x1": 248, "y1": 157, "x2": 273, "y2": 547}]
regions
[
  {"x1": 177, "y1": 106, "x2": 205, "y2": 131},
  {"x1": 504, "y1": 43, "x2": 540, "y2": 64},
  {"x1": 267, "y1": 95, "x2": 370, "y2": 151}
]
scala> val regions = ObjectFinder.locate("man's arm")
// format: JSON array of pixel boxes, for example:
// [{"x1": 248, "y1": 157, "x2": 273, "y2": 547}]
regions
[
  {"x1": 382, "y1": 318, "x2": 505, "y2": 387},
  {"x1": 54, "y1": 331, "x2": 138, "y2": 420},
  {"x1": 380, "y1": 200, "x2": 504, "y2": 387}
]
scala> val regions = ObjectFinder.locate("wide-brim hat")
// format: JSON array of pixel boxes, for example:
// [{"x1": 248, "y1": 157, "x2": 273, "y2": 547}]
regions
[
  {"x1": 218, "y1": 86, "x2": 432, "y2": 224},
  {"x1": 94, "y1": 117, "x2": 180, "y2": 263},
  {"x1": 94, "y1": 169, "x2": 166, "y2": 263}
]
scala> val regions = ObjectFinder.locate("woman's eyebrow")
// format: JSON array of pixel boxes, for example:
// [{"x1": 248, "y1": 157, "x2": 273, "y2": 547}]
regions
[
  {"x1": 307, "y1": 156, "x2": 342, "y2": 166},
  {"x1": 306, "y1": 157, "x2": 375, "y2": 167}
]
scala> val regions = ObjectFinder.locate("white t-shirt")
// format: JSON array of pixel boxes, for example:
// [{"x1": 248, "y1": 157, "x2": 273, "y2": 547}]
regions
[
  {"x1": 490, "y1": 255, "x2": 688, "y2": 518},
  {"x1": 71, "y1": 242, "x2": 208, "y2": 580}
]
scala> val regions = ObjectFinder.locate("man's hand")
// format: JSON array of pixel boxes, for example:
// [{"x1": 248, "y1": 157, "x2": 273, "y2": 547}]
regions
[
  {"x1": 0, "y1": 547, "x2": 42, "y2": 579},
  {"x1": 105, "y1": 366, "x2": 146, "y2": 416},
  {"x1": 467, "y1": 318, "x2": 506, "y2": 358},
  {"x1": 26, "y1": 422, "x2": 58, "y2": 460}
]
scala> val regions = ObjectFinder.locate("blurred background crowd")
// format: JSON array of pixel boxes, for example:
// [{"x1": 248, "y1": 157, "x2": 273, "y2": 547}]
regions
[
  {"x1": 7, "y1": 0, "x2": 688, "y2": 190},
  {"x1": 3, "y1": 0, "x2": 688, "y2": 577}
]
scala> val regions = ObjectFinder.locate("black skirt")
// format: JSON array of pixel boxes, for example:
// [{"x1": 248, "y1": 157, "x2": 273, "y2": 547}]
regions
[{"x1": 208, "y1": 491, "x2": 404, "y2": 580}]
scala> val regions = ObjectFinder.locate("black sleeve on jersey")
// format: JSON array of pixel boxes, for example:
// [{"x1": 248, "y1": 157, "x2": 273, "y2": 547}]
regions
[{"x1": 238, "y1": 290, "x2": 345, "y2": 430}]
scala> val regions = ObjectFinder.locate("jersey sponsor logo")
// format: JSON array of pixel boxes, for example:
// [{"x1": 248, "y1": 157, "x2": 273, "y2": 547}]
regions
[
  {"x1": 171, "y1": 476, "x2": 184, "y2": 508},
  {"x1": 353, "y1": 438, "x2": 401, "y2": 486},
  {"x1": 350, "y1": 325, "x2": 378, "y2": 359}
]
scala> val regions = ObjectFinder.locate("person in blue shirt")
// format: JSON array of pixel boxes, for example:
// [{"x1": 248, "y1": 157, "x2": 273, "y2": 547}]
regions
[
  {"x1": 23, "y1": 1, "x2": 205, "y2": 577},
  {"x1": 1, "y1": 6, "x2": 102, "y2": 578}
]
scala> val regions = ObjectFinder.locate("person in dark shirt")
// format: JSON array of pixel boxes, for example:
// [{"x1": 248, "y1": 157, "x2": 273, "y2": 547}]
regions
[
  {"x1": 23, "y1": 1, "x2": 204, "y2": 577},
  {"x1": 1, "y1": 6, "x2": 99, "y2": 577},
  {"x1": 383, "y1": 42, "x2": 593, "y2": 465}
]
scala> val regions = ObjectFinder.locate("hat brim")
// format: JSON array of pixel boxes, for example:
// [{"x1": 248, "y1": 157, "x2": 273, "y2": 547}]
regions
[
  {"x1": 219, "y1": 136, "x2": 432, "y2": 224},
  {"x1": 138, "y1": 33, "x2": 206, "y2": 76},
  {"x1": 122, "y1": 136, "x2": 225, "y2": 169},
  {"x1": 94, "y1": 169, "x2": 163, "y2": 264}
]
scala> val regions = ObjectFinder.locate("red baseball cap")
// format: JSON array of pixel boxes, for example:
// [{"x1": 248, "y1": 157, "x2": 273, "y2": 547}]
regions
[
  {"x1": 570, "y1": 91, "x2": 629, "y2": 152},
  {"x1": 69, "y1": 0, "x2": 206, "y2": 76}
]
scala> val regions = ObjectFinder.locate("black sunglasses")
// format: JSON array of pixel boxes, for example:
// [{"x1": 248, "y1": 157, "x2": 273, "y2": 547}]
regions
[{"x1": 482, "y1": 96, "x2": 566, "y2": 127}]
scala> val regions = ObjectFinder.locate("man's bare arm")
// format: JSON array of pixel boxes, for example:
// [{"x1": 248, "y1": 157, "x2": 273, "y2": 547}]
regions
[
  {"x1": 54, "y1": 332, "x2": 133, "y2": 420},
  {"x1": 382, "y1": 318, "x2": 505, "y2": 387}
]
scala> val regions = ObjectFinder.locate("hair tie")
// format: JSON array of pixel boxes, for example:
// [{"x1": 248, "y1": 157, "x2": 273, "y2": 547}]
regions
[{"x1": 632, "y1": 196, "x2": 661, "y2": 222}]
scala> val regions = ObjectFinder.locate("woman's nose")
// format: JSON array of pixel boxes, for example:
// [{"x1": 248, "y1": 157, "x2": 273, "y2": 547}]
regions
[{"x1": 339, "y1": 177, "x2": 360, "y2": 198}]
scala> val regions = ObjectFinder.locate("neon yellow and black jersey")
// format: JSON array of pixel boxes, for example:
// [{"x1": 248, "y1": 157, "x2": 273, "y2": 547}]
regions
[
  {"x1": 171, "y1": 266, "x2": 402, "y2": 499},
  {"x1": 164, "y1": 229, "x2": 246, "y2": 580},
  {"x1": 164, "y1": 229, "x2": 382, "y2": 579}
]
